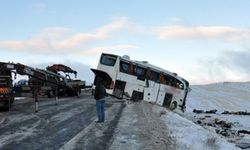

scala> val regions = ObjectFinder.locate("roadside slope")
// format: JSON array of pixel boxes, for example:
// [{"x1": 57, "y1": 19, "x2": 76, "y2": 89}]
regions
[{"x1": 109, "y1": 102, "x2": 176, "y2": 150}]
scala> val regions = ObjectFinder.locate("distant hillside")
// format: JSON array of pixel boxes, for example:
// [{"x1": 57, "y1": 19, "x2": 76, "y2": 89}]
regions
[{"x1": 186, "y1": 82, "x2": 250, "y2": 112}]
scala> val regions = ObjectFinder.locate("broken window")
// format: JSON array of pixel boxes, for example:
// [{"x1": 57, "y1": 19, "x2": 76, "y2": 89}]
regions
[
  {"x1": 164, "y1": 75, "x2": 184, "y2": 89},
  {"x1": 165, "y1": 74, "x2": 172, "y2": 86}
]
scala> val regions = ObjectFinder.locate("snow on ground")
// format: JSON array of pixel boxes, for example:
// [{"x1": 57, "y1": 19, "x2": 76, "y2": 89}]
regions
[
  {"x1": 109, "y1": 102, "x2": 176, "y2": 150},
  {"x1": 109, "y1": 100, "x2": 241, "y2": 150},
  {"x1": 1, "y1": 82, "x2": 249, "y2": 149},
  {"x1": 181, "y1": 81, "x2": 250, "y2": 149},
  {"x1": 153, "y1": 106, "x2": 239, "y2": 150},
  {"x1": 0, "y1": 117, "x2": 40, "y2": 146},
  {"x1": 107, "y1": 81, "x2": 250, "y2": 150}
]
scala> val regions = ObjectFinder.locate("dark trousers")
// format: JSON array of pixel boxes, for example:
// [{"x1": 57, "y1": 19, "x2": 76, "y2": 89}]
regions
[{"x1": 96, "y1": 99, "x2": 105, "y2": 122}]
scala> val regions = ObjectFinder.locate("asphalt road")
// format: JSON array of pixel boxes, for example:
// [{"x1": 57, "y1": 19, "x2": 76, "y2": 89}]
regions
[{"x1": 0, "y1": 90, "x2": 125, "y2": 150}]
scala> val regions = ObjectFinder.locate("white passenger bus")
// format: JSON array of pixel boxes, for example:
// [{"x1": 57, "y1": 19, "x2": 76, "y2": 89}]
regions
[{"x1": 91, "y1": 53, "x2": 190, "y2": 111}]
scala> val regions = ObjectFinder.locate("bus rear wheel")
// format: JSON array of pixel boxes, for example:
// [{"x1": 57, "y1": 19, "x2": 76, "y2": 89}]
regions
[
  {"x1": 131, "y1": 91, "x2": 143, "y2": 102},
  {"x1": 170, "y1": 101, "x2": 177, "y2": 110}
]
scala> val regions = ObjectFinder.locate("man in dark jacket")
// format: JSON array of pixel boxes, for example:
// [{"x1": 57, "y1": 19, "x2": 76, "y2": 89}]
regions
[{"x1": 94, "y1": 77, "x2": 106, "y2": 123}]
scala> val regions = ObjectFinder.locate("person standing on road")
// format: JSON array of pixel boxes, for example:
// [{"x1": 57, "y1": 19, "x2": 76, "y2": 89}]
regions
[{"x1": 94, "y1": 77, "x2": 106, "y2": 123}]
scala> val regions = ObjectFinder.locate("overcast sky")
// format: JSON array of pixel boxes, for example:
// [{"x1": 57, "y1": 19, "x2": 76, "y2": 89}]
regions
[{"x1": 1, "y1": 0, "x2": 250, "y2": 84}]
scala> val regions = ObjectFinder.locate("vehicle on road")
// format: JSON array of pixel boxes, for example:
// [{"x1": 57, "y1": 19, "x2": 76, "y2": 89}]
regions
[
  {"x1": 0, "y1": 62, "x2": 86, "y2": 111},
  {"x1": 91, "y1": 53, "x2": 190, "y2": 111}
]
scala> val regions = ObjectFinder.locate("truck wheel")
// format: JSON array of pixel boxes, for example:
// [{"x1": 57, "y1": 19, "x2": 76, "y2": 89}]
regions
[{"x1": 3, "y1": 100, "x2": 11, "y2": 111}]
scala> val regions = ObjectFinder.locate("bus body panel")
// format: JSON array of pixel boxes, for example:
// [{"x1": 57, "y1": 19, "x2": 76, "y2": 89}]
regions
[
  {"x1": 143, "y1": 80, "x2": 159, "y2": 103},
  {"x1": 124, "y1": 83, "x2": 144, "y2": 97},
  {"x1": 158, "y1": 84, "x2": 186, "y2": 109},
  {"x1": 156, "y1": 91, "x2": 165, "y2": 105},
  {"x1": 116, "y1": 72, "x2": 137, "y2": 98},
  {"x1": 116, "y1": 72, "x2": 137, "y2": 86},
  {"x1": 116, "y1": 72, "x2": 146, "y2": 97}
]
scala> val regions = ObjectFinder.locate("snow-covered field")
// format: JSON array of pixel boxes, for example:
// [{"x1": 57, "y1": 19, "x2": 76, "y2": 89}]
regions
[
  {"x1": 187, "y1": 82, "x2": 250, "y2": 112},
  {"x1": 160, "y1": 81, "x2": 250, "y2": 150}
]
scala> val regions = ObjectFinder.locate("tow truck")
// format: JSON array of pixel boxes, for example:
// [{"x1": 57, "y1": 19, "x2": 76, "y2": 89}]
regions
[
  {"x1": 46, "y1": 64, "x2": 85, "y2": 96},
  {"x1": 0, "y1": 62, "x2": 85, "y2": 111}
]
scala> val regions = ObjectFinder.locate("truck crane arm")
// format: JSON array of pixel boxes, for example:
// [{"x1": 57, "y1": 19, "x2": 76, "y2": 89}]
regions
[{"x1": 46, "y1": 64, "x2": 77, "y2": 77}]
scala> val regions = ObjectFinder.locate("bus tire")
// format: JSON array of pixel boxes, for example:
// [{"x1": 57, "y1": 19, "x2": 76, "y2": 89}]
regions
[
  {"x1": 170, "y1": 101, "x2": 177, "y2": 110},
  {"x1": 131, "y1": 91, "x2": 143, "y2": 102}
]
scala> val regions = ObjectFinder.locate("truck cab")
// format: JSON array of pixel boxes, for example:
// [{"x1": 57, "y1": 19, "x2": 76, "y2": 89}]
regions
[{"x1": 0, "y1": 75, "x2": 14, "y2": 110}]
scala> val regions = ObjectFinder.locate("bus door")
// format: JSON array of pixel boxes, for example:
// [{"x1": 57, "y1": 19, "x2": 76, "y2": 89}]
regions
[
  {"x1": 144, "y1": 80, "x2": 159, "y2": 103},
  {"x1": 156, "y1": 85, "x2": 178, "y2": 109},
  {"x1": 155, "y1": 85, "x2": 167, "y2": 105},
  {"x1": 113, "y1": 80, "x2": 126, "y2": 99},
  {"x1": 156, "y1": 73, "x2": 171, "y2": 106}
]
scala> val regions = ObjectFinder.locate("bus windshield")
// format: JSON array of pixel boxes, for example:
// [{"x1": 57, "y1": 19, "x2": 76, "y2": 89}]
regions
[{"x1": 100, "y1": 54, "x2": 117, "y2": 66}]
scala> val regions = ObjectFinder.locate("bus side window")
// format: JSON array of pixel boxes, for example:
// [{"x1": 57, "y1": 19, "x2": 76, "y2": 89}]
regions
[
  {"x1": 168, "y1": 77, "x2": 174, "y2": 87},
  {"x1": 171, "y1": 79, "x2": 179, "y2": 88},
  {"x1": 120, "y1": 61, "x2": 129, "y2": 73},
  {"x1": 135, "y1": 66, "x2": 146, "y2": 81},
  {"x1": 151, "y1": 71, "x2": 159, "y2": 83},
  {"x1": 172, "y1": 79, "x2": 177, "y2": 87},
  {"x1": 165, "y1": 75, "x2": 171, "y2": 86}
]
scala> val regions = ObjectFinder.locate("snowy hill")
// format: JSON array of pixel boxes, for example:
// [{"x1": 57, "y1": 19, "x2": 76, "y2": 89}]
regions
[{"x1": 187, "y1": 82, "x2": 250, "y2": 112}]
